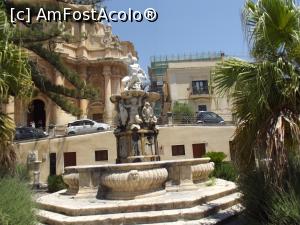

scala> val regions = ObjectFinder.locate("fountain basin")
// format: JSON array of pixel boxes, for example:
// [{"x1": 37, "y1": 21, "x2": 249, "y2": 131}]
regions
[
  {"x1": 100, "y1": 168, "x2": 168, "y2": 199},
  {"x1": 63, "y1": 158, "x2": 214, "y2": 200}
]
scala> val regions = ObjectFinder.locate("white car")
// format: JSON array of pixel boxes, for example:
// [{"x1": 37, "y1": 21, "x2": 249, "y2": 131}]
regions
[{"x1": 66, "y1": 119, "x2": 110, "y2": 135}]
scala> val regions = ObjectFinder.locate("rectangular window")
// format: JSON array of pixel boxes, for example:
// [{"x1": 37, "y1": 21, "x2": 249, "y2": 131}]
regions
[
  {"x1": 192, "y1": 80, "x2": 209, "y2": 95},
  {"x1": 172, "y1": 145, "x2": 185, "y2": 156},
  {"x1": 192, "y1": 143, "x2": 206, "y2": 158},
  {"x1": 64, "y1": 152, "x2": 76, "y2": 167},
  {"x1": 95, "y1": 150, "x2": 108, "y2": 161},
  {"x1": 198, "y1": 105, "x2": 207, "y2": 112}
]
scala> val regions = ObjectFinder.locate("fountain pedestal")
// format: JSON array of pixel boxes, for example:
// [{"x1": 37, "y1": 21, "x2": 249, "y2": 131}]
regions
[
  {"x1": 111, "y1": 90, "x2": 161, "y2": 163},
  {"x1": 115, "y1": 129, "x2": 160, "y2": 163}
]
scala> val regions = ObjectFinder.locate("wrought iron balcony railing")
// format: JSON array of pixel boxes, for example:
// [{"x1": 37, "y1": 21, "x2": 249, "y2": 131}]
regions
[{"x1": 192, "y1": 87, "x2": 209, "y2": 95}]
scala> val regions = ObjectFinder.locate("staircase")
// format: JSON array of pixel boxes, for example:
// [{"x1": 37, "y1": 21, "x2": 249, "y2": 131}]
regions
[{"x1": 37, "y1": 179, "x2": 243, "y2": 225}]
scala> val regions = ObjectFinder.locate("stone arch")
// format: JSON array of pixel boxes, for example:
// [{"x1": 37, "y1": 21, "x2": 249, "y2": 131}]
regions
[{"x1": 27, "y1": 99, "x2": 46, "y2": 129}]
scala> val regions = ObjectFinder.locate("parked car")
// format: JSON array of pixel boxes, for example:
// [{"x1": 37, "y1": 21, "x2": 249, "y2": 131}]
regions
[
  {"x1": 67, "y1": 119, "x2": 110, "y2": 135},
  {"x1": 14, "y1": 127, "x2": 48, "y2": 141},
  {"x1": 196, "y1": 111, "x2": 225, "y2": 124}
]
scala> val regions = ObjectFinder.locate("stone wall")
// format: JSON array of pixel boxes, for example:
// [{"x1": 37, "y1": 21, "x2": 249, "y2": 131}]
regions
[{"x1": 14, "y1": 125, "x2": 235, "y2": 183}]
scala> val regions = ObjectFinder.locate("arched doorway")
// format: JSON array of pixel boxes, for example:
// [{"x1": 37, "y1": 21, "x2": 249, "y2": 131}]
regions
[{"x1": 27, "y1": 99, "x2": 46, "y2": 129}]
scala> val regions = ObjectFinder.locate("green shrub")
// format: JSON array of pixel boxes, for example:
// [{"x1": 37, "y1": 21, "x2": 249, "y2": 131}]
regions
[
  {"x1": 14, "y1": 164, "x2": 30, "y2": 182},
  {"x1": 47, "y1": 175, "x2": 67, "y2": 193},
  {"x1": 213, "y1": 162, "x2": 238, "y2": 182},
  {"x1": 238, "y1": 169, "x2": 271, "y2": 225},
  {"x1": 172, "y1": 101, "x2": 194, "y2": 123},
  {"x1": 266, "y1": 188, "x2": 300, "y2": 225},
  {"x1": 239, "y1": 158, "x2": 300, "y2": 225},
  {"x1": 205, "y1": 152, "x2": 227, "y2": 164},
  {"x1": 0, "y1": 178, "x2": 36, "y2": 225}
]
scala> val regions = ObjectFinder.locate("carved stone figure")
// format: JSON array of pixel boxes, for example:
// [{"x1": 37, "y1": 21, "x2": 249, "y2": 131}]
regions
[
  {"x1": 121, "y1": 53, "x2": 150, "y2": 91},
  {"x1": 132, "y1": 131, "x2": 140, "y2": 156},
  {"x1": 142, "y1": 102, "x2": 157, "y2": 125},
  {"x1": 128, "y1": 97, "x2": 141, "y2": 124},
  {"x1": 119, "y1": 100, "x2": 128, "y2": 126},
  {"x1": 145, "y1": 136, "x2": 154, "y2": 155},
  {"x1": 119, "y1": 136, "x2": 128, "y2": 158}
]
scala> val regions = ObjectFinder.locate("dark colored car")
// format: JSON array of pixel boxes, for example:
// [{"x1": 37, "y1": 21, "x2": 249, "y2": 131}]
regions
[
  {"x1": 196, "y1": 111, "x2": 225, "y2": 124},
  {"x1": 14, "y1": 127, "x2": 48, "y2": 141}
]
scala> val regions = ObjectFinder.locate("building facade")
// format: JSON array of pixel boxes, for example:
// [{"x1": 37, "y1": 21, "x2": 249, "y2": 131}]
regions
[
  {"x1": 4, "y1": 21, "x2": 136, "y2": 128},
  {"x1": 149, "y1": 53, "x2": 233, "y2": 122}
]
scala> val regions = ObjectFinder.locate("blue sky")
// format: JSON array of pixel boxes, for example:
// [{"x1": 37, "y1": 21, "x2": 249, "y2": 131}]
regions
[{"x1": 104, "y1": 0, "x2": 249, "y2": 70}]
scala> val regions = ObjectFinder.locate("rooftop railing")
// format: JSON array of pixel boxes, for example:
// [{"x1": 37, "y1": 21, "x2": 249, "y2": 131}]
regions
[{"x1": 150, "y1": 52, "x2": 224, "y2": 64}]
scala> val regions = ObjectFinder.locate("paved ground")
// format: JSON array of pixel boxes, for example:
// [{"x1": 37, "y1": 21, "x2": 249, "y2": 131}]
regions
[{"x1": 33, "y1": 188, "x2": 50, "y2": 201}]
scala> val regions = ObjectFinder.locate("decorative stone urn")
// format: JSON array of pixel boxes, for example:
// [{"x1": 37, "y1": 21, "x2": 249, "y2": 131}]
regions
[
  {"x1": 63, "y1": 173, "x2": 79, "y2": 195},
  {"x1": 192, "y1": 162, "x2": 215, "y2": 183},
  {"x1": 100, "y1": 168, "x2": 168, "y2": 200},
  {"x1": 27, "y1": 151, "x2": 42, "y2": 189}
]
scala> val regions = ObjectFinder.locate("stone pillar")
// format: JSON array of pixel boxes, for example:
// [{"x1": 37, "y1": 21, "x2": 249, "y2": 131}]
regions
[
  {"x1": 4, "y1": 96, "x2": 15, "y2": 121},
  {"x1": 103, "y1": 65, "x2": 113, "y2": 124},
  {"x1": 80, "y1": 22, "x2": 86, "y2": 47},
  {"x1": 54, "y1": 71, "x2": 67, "y2": 125},
  {"x1": 115, "y1": 76, "x2": 121, "y2": 95},
  {"x1": 79, "y1": 65, "x2": 89, "y2": 119},
  {"x1": 111, "y1": 67, "x2": 121, "y2": 95},
  {"x1": 78, "y1": 22, "x2": 87, "y2": 58},
  {"x1": 14, "y1": 98, "x2": 26, "y2": 126}
]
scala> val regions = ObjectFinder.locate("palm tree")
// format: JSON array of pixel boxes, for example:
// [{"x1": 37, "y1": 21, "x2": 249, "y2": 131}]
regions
[
  {"x1": 0, "y1": 3, "x2": 33, "y2": 174},
  {"x1": 214, "y1": 0, "x2": 300, "y2": 183}
]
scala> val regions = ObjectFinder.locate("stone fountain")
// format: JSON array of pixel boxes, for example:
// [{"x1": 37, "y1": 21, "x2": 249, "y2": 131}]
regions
[
  {"x1": 61, "y1": 54, "x2": 216, "y2": 200},
  {"x1": 37, "y1": 54, "x2": 242, "y2": 225},
  {"x1": 111, "y1": 54, "x2": 160, "y2": 163}
]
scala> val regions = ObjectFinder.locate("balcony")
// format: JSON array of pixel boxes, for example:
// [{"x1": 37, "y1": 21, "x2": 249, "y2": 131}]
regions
[{"x1": 190, "y1": 87, "x2": 210, "y2": 99}]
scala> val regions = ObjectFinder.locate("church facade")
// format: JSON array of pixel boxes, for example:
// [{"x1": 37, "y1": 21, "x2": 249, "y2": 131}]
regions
[{"x1": 4, "y1": 21, "x2": 137, "y2": 129}]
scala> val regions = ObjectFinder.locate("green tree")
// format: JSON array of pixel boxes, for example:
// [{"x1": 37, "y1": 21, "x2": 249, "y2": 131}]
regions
[
  {"x1": 0, "y1": 2, "x2": 33, "y2": 174},
  {"x1": 3, "y1": 0, "x2": 102, "y2": 116},
  {"x1": 172, "y1": 101, "x2": 194, "y2": 124},
  {"x1": 214, "y1": 0, "x2": 300, "y2": 183}
]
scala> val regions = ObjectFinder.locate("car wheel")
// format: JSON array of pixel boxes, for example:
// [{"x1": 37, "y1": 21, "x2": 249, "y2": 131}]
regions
[
  {"x1": 97, "y1": 127, "x2": 104, "y2": 131},
  {"x1": 68, "y1": 131, "x2": 76, "y2": 135}
]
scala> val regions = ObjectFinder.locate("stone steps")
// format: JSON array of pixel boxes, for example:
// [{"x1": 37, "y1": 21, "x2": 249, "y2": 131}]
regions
[
  {"x1": 139, "y1": 204, "x2": 244, "y2": 225},
  {"x1": 37, "y1": 188, "x2": 238, "y2": 216},
  {"x1": 37, "y1": 192, "x2": 242, "y2": 225},
  {"x1": 37, "y1": 181, "x2": 237, "y2": 217}
]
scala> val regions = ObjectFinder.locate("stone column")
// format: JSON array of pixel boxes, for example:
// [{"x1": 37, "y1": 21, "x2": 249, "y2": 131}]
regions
[
  {"x1": 111, "y1": 67, "x2": 121, "y2": 95},
  {"x1": 4, "y1": 96, "x2": 15, "y2": 121},
  {"x1": 80, "y1": 22, "x2": 86, "y2": 47},
  {"x1": 79, "y1": 65, "x2": 89, "y2": 119},
  {"x1": 78, "y1": 22, "x2": 87, "y2": 58},
  {"x1": 115, "y1": 76, "x2": 121, "y2": 95},
  {"x1": 103, "y1": 65, "x2": 113, "y2": 124},
  {"x1": 54, "y1": 71, "x2": 63, "y2": 125}
]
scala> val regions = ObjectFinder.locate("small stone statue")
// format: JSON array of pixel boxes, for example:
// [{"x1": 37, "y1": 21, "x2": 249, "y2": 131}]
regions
[
  {"x1": 128, "y1": 97, "x2": 141, "y2": 124},
  {"x1": 132, "y1": 132, "x2": 140, "y2": 156},
  {"x1": 142, "y1": 102, "x2": 157, "y2": 125},
  {"x1": 121, "y1": 53, "x2": 150, "y2": 91},
  {"x1": 118, "y1": 100, "x2": 128, "y2": 126}
]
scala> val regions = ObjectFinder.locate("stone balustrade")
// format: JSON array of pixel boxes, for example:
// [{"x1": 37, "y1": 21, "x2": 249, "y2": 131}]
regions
[{"x1": 63, "y1": 158, "x2": 214, "y2": 200}]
